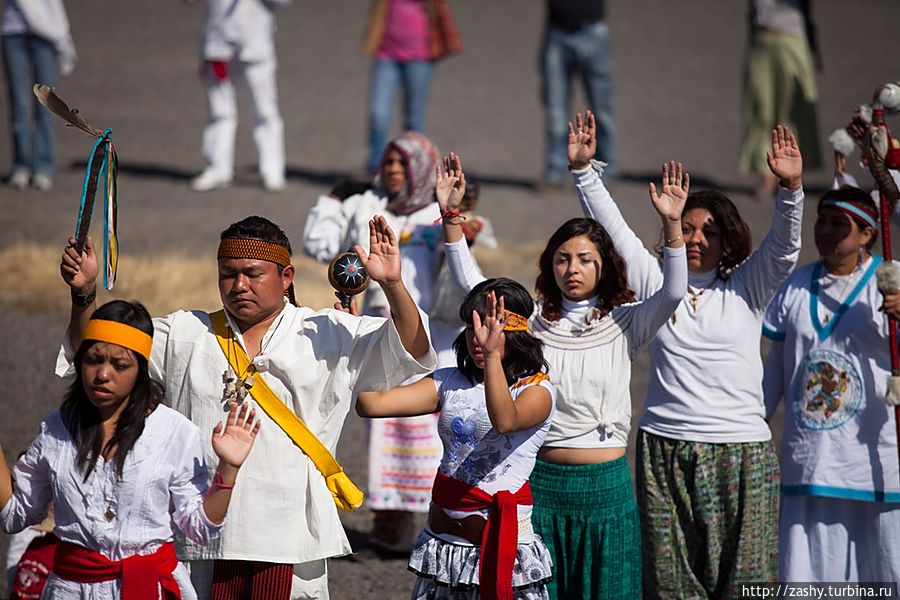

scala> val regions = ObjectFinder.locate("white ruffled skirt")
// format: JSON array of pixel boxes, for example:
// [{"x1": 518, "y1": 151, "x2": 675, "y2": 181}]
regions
[{"x1": 407, "y1": 528, "x2": 553, "y2": 599}]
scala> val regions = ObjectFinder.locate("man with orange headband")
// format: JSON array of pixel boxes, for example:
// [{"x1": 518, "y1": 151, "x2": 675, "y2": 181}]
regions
[{"x1": 58, "y1": 215, "x2": 437, "y2": 599}]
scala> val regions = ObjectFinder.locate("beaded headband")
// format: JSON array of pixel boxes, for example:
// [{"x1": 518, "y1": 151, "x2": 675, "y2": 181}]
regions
[
  {"x1": 82, "y1": 320, "x2": 153, "y2": 360},
  {"x1": 217, "y1": 238, "x2": 291, "y2": 267},
  {"x1": 820, "y1": 199, "x2": 878, "y2": 230},
  {"x1": 503, "y1": 311, "x2": 530, "y2": 333}
]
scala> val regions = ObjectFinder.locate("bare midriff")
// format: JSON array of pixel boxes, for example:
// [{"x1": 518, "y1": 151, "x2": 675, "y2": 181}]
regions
[{"x1": 537, "y1": 446, "x2": 625, "y2": 465}]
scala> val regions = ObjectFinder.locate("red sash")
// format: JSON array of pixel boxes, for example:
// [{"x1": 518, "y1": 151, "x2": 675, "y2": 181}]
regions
[
  {"x1": 431, "y1": 472, "x2": 532, "y2": 600},
  {"x1": 53, "y1": 540, "x2": 181, "y2": 600}
]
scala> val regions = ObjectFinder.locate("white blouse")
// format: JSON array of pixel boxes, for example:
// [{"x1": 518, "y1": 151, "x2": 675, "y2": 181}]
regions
[
  {"x1": 1, "y1": 405, "x2": 219, "y2": 598},
  {"x1": 443, "y1": 239, "x2": 687, "y2": 448}
]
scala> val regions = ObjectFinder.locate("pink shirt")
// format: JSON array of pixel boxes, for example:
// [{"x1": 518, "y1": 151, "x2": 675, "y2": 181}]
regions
[{"x1": 377, "y1": 0, "x2": 430, "y2": 62}]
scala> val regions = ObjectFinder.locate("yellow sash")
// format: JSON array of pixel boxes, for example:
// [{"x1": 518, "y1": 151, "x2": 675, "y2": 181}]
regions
[{"x1": 209, "y1": 310, "x2": 364, "y2": 511}]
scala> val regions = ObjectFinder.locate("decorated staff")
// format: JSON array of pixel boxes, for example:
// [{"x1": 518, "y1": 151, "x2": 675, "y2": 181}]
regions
[
  {"x1": 33, "y1": 84, "x2": 119, "y2": 290},
  {"x1": 864, "y1": 85, "x2": 900, "y2": 476}
]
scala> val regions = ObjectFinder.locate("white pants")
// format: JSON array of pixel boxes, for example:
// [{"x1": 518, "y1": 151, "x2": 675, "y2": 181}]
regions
[
  {"x1": 186, "y1": 558, "x2": 329, "y2": 599},
  {"x1": 780, "y1": 494, "x2": 900, "y2": 582},
  {"x1": 202, "y1": 56, "x2": 285, "y2": 182}
]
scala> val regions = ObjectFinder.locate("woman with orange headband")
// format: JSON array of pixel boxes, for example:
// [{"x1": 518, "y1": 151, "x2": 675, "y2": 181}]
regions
[
  {"x1": 357, "y1": 278, "x2": 555, "y2": 600},
  {"x1": 0, "y1": 300, "x2": 259, "y2": 599}
]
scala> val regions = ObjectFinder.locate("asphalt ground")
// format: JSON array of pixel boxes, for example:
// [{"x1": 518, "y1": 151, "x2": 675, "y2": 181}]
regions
[{"x1": 0, "y1": 1, "x2": 898, "y2": 597}]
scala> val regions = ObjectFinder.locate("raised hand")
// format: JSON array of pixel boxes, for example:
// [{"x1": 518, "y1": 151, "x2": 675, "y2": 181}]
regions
[
  {"x1": 471, "y1": 290, "x2": 507, "y2": 359},
  {"x1": 649, "y1": 161, "x2": 690, "y2": 222},
  {"x1": 211, "y1": 402, "x2": 260, "y2": 469},
  {"x1": 567, "y1": 111, "x2": 597, "y2": 170},
  {"x1": 766, "y1": 125, "x2": 803, "y2": 190},
  {"x1": 60, "y1": 236, "x2": 99, "y2": 293},
  {"x1": 435, "y1": 153, "x2": 466, "y2": 213},
  {"x1": 356, "y1": 215, "x2": 401, "y2": 286}
]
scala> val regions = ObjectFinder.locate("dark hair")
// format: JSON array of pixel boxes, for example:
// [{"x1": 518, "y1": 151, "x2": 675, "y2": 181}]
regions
[
  {"x1": 675, "y1": 191, "x2": 752, "y2": 279},
  {"x1": 453, "y1": 278, "x2": 548, "y2": 386},
  {"x1": 535, "y1": 218, "x2": 635, "y2": 322},
  {"x1": 460, "y1": 179, "x2": 480, "y2": 213},
  {"x1": 61, "y1": 300, "x2": 164, "y2": 480},
  {"x1": 819, "y1": 186, "x2": 879, "y2": 249},
  {"x1": 220, "y1": 215, "x2": 297, "y2": 304}
]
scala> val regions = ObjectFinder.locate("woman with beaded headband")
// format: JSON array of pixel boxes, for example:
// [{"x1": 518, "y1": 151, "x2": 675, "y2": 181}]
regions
[
  {"x1": 763, "y1": 186, "x2": 900, "y2": 582},
  {"x1": 357, "y1": 278, "x2": 556, "y2": 600},
  {"x1": 569, "y1": 111, "x2": 804, "y2": 596},
  {"x1": 0, "y1": 300, "x2": 259, "y2": 598},
  {"x1": 303, "y1": 130, "x2": 455, "y2": 551},
  {"x1": 58, "y1": 215, "x2": 436, "y2": 599},
  {"x1": 437, "y1": 151, "x2": 688, "y2": 599}
]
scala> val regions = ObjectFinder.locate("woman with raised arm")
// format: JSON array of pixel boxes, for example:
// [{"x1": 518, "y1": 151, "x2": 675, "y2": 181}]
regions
[
  {"x1": 437, "y1": 154, "x2": 687, "y2": 599},
  {"x1": 0, "y1": 300, "x2": 258, "y2": 598},
  {"x1": 570, "y1": 111, "x2": 804, "y2": 596}
]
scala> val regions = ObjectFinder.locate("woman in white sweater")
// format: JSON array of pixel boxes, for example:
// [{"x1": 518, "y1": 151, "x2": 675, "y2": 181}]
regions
[
  {"x1": 572, "y1": 112, "x2": 805, "y2": 597},
  {"x1": 437, "y1": 152, "x2": 687, "y2": 599}
]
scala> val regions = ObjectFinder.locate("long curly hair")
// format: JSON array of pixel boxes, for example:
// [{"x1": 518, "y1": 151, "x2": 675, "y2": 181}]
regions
[
  {"x1": 535, "y1": 218, "x2": 635, "y2": 322},
  {"x1": 61, "y1": 300, "x2": 164, "y2": 481},
  {"x1": 453, "y1": 278, "x2": 548, "y2": 386}
]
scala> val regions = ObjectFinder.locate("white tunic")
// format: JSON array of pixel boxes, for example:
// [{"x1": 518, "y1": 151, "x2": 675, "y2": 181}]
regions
[
  {"x1": 763, "y1": 258, "x2": 900, "y2": 500},
  {"x1": 1, "y1": 405, "x2": 219, "y2": 598},
  {"x1": 56, "y1": 303, "x2": 437, "y2": 564},
  {"x1": 574, "y1": 164, "x2": 804, "y2": 443}
]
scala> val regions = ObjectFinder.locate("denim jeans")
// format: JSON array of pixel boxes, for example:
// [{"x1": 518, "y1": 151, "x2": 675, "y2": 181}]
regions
[
  {"x1": 367, "y1": 58, "x2": 434, "y2": 174},
  {"x1": 541, "y1": 21, "x2": 617, "y2": 180},
  {"x1": 3, "y1": 33, "x2": 58, "y2": 175}
]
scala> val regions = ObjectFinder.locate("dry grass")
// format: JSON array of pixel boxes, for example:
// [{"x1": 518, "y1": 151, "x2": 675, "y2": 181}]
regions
[{"x1": 0, "y1": 242, "x2": 545, "y2": 316}]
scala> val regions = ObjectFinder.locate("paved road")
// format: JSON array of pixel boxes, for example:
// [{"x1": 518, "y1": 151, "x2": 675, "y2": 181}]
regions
[{"x1": 1, "y1": 1, "x2": 897, "y2": 597}]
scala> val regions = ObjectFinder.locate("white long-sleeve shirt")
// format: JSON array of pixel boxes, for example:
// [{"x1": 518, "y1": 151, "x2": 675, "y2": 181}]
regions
[
  {"x1": 444, "y1": 238, "x2": 687, "y2": 447},
  {"x1": 1, "y1": 405, "x2": 219, "y2": 597},
  {"x1": 57, "y1": 303, "x2": 437, "y2": 565},
  {"x1": 574, "y1": 164, "x2": 804, "y2": 442}
]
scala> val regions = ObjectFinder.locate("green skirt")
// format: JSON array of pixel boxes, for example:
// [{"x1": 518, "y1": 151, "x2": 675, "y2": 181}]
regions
[{"x1": 531, "y1": 456, "x2": 641, "y2": 600}]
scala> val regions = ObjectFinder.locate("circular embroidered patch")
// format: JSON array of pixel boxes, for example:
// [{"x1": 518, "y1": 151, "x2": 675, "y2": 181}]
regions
[{"x1": 792, "y1": 348, "x2": 862, "y2": 430}]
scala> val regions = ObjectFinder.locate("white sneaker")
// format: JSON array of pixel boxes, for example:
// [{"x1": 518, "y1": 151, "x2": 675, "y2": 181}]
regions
[
  {"x1": 8, "y1": 169, "x2": 29, "y2": 190},
  {"x1": 262, "y1": 175, "x2": 286, "y2": 192},
  {"x1": 32, "y1": 173, "x2": 53, "y2": 191},
  {"x1": 190, "y1": 171, "x2": 232, "y2": 192}
]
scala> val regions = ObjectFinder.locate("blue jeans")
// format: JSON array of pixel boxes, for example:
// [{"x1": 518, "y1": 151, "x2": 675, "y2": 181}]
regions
[
  {"x1": 541, "y1": 22, "x2": 617, "y2": 180},
  {"x1": 3, "y1": 33, "x2": 58, "y2": 175},
  {"x1": 367, "y1": 58, "x2": 434, "y2": 174}
]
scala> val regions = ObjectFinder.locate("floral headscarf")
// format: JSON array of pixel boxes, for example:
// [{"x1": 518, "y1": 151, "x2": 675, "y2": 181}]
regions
[{"x1": 373, "y1": 131, "x2": 440, "y2": 216}]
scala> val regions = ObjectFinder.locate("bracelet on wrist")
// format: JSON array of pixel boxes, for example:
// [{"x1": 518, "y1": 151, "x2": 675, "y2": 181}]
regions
[
  {"x1": 665, "y1": 235, "x2": 683, "y2": 244},
  {"x1": 434, "y1": 209, "x2": 465, "y2": 225},
  {"x1": 207, "y1": 471, "x2": 235, "y2": 496},
  {"x1": 71, "y1": 286, "x2": 97, "y2": 307}
]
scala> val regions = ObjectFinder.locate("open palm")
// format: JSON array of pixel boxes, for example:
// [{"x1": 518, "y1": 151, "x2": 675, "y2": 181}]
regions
[
  {"x1": 567, "y1": 111, "x2": 597, "y2": 170},
  {"x1": 357, "y1": 215, "x2": 401, "y2": 285},
  {"x1": 472, "y1": 291, "x2": 507, "y2": 357},
  {"x1": 435, "y1": 153, "x2": 466, "y2": 212},
  {"x1": 649, "y1": 161, "x2": 689, "y2": 221},
  {"x1": 211, "y1": 402, "x2": 260, "y2": 469},
  {"x1": 766, "y1": 125, "x2": 803, "y2": 189}
]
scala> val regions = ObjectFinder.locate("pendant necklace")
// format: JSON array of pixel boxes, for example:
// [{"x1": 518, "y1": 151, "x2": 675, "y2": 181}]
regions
[
  {"x1": 687, "y1": 286, "x2": 707, "y2": 312},
  {"x1": 222, "y1": 312, "x2": 284, "y2": 406}
]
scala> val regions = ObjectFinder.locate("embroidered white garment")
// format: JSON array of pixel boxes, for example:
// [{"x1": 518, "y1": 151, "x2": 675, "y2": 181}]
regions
[
  {"x1": 763, "y1": 258, "x2": 900, "y2": 500},
  {"x1": 56, "y1": 303, "x2": 437, "y2": 565},
  {"x1": 430, "y1": 368, "x2": 556, "y2": 542},
  {"x1": 574, "y1": 163, "x2": 804, "y2": 443},
  {"x1": 1, "y1": 405, "x2": 218, "y2": 598}
]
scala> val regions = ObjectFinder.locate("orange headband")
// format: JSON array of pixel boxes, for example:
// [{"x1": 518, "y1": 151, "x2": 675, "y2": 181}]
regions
[
  {"x1": 82, "y1": 320, "x2": 153, "y2": 361},
  {"x1": 217, "y1": 238, "x2": 291, "y2": 267},
  {"x1": 504, "y1": 311, "x2": 531, "y2": 333}
]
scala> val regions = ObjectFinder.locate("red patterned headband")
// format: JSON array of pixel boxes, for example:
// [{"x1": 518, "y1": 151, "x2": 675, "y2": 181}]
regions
[
  {"x1": 504, "y1": 311, "x2": 530, "y2": 333},
  {"x1": 217, "y1": 238, "x2": 291, "y2": 267}
]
